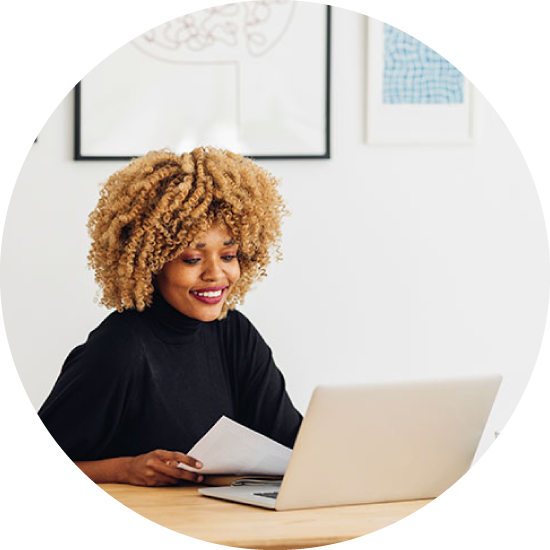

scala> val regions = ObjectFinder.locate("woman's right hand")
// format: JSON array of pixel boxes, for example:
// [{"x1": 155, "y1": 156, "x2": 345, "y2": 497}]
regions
[{"x1": 124, "y1": 449, "x2": 204, "y2": 487}]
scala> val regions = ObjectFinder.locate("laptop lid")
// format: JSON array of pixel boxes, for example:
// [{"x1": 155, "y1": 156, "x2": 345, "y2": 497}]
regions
[{"x1": 275, "y1": 374, "x2": 501, "y2": 511}]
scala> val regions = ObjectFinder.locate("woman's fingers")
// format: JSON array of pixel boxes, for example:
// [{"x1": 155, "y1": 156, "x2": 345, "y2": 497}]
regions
[
  {"x1": 168, "y1": 450, "x2": 203, "y2": 470},
  {"x1": 168, "y1": 463, "x2": 203, "y2": 483},
  {"x1": 151, "y1": 450, "x2": 204, "y2": 483}
]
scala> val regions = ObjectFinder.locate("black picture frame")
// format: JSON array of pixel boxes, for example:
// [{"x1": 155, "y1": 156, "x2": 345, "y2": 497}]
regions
[{"x1": 74, "y1": 4, "x2": 331, "y2": 161}]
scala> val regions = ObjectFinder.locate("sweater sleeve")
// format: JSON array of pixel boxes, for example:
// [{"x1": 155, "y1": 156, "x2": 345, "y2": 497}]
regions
[
  {"x1": 229, "y1": 312, "x2": 302, "y2": 448},
  {"x1": 38, "y1": 316, "x2": 142, "y2": 461}
]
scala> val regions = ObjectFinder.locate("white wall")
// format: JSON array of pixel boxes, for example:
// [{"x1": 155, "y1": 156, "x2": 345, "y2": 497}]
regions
[{"x1": 1, "y1": 8, "x2": 548, "y2": 460}]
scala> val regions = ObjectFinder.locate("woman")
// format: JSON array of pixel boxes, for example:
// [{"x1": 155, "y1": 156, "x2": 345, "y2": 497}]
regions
[{"x1": 38, "y1": 147, "x2": 302, "y2": 487}]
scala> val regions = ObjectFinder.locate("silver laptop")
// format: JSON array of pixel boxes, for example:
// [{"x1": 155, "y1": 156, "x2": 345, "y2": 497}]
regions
[{"x1": 199, "y1": 374, "x2": 502, "y2": 511}]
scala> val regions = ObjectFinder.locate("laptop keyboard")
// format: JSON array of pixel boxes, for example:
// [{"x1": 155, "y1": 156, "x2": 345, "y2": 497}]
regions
[{"x1": 253, "y1": 491, "x2": 279, "y2": 499}]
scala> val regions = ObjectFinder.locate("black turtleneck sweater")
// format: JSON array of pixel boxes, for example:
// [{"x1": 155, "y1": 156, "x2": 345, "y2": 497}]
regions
[{"x1": 38, "y1": 293, "x2": 302, "y2": 461}]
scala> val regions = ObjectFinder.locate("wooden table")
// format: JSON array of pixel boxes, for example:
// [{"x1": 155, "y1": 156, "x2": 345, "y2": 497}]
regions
[{"x1": 100, "y1": 484, "x2": 432, "y2": 549}]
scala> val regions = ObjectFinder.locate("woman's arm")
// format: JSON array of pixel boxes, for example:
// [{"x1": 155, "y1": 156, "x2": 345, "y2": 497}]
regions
[
  {"x1": 75, "y1": 450, "x2": 204, "y2": 486},
  {"x1": 75, "y1": 457, "x2": 133, "y2": 484}
]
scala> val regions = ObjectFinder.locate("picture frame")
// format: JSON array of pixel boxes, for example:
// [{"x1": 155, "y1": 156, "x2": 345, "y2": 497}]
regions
[
  {"x1": 366, "y1": 18, "x2": 474, "y2": 145},
  {"x1": 74, "y1": 1, "x2": 331, "y2": 160}
]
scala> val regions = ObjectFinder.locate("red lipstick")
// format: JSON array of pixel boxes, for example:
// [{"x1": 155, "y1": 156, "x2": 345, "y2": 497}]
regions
[{"x1": 190, "y1": 286, "x2": 227, "y2": 305}]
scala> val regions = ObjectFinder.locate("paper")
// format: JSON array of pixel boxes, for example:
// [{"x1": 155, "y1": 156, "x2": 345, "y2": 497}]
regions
[{"x1": 177, "y1": 416, "x2": 292, "y2": 475}]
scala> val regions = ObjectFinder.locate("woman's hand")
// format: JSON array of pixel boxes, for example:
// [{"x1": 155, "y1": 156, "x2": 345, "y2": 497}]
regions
[{"x1": 124, "y1": 449, "x2": 204, "y2": 487}]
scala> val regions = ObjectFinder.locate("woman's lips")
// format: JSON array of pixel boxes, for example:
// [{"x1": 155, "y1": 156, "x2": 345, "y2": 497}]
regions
[{"x1": 190, "y1": 286, "x2": 227, "y2": 305}]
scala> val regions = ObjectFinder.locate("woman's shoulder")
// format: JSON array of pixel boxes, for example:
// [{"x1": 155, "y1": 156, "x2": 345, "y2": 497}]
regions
[
  {"x1": 216, "y1": 308, "x2": 266, "y2": 347},
  {"x1": 89, "y1": 308, "x2": 144, "y2": 343},
  {"x1": 57, "y1": 309, "x2": 150, "y2": 382},
  {"x1": 74, "y1": 309, "x2": 146, "y2": 370},
  {"x1": 220, "y1": 308, "x2": 254, "y2": 332}
]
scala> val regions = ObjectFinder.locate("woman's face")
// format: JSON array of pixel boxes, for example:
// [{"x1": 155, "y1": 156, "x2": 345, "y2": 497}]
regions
[{"x1": 156, "y1": 224, "x2": 241, "y2": 322}]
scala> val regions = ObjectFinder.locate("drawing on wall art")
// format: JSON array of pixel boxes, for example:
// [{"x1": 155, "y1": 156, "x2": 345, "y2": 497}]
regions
[
  {"x1": 133, "y1": 1, "x2": 297, "y2": 59},
  {"x1": 383, "y1": 24, "x2": 464, "y2": 105},
  {"x1": 366, "y1": 19, "x2": 473, "y2": 144},
  {"x1": 75, "y1": 1, "x2": 331, "y2": 160}
]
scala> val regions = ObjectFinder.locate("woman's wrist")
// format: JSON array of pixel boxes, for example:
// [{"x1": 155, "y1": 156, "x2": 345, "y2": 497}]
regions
[{"x1": 112, "y1": 456, "x2": 133, "y2": 484}]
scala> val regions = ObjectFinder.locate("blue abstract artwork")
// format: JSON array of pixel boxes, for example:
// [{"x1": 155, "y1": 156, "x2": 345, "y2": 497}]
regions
[{"x1": 383, "y1": 24, "x2": 464, "y2": 104}]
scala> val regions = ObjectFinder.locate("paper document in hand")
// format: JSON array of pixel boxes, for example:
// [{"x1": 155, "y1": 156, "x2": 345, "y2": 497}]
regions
[{"x1": 178, "y1": 416, "x2": 292, "y2": 475}]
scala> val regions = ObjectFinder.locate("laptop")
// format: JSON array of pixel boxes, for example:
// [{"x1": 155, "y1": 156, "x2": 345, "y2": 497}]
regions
[{"x1": 198, "y1": 374, "x2": 502, "y2": 510}]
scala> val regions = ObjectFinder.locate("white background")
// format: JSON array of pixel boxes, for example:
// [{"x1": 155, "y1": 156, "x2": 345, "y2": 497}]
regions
[{"x1": 2, "y1": 3, "x2": 546, "y2": 461}]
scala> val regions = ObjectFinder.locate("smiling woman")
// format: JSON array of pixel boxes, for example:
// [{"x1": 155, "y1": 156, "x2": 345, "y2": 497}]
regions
[{"x1": 37, "y1": 147, "x2": 302, "y2": 487}]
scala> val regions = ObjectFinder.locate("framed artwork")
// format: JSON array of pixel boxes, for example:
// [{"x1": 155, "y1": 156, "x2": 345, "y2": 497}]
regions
[
  {"x1": 366, "y1": 18, "x2": 474, "y2": 145},
  {"x1": 75, "y1": 1, "x2": 331, "y2": 160}
]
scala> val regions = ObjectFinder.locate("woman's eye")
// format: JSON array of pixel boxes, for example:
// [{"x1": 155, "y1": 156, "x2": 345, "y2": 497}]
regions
[
  {"x1": 222, "y1": 255, "x2": 237, "y2": 262},
  {"x1": 182, "y1": 258, "x2": 200, "y2": 265}
]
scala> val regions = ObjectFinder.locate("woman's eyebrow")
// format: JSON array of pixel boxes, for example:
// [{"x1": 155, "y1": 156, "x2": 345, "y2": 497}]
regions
[{"x1": 194, "y1": 240, "x2": 235, "y2": 248}]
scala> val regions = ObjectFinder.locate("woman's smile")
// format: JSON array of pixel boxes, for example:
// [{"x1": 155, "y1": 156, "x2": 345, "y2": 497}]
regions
[{"x1": 190, "y1": 285, "x2": 228, "y2": 304}]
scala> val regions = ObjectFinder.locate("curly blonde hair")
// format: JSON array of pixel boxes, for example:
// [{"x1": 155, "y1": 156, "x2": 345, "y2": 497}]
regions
[{"x1": 87, "y1": 147, "x2": 287, "y2": 318}]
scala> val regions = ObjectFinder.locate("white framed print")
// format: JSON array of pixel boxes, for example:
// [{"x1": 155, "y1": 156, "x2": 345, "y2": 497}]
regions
[
  {"x1": 75, "y1": 1, "x2": 331, "y2": 160},
  {"x1": 366, "y1": 18, "x2": 474, "y2": 145}
]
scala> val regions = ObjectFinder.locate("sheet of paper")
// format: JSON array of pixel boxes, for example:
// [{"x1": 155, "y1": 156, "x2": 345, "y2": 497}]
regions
[{"x1": 177, "y1": 416, "x2": 292, "y2": 475}]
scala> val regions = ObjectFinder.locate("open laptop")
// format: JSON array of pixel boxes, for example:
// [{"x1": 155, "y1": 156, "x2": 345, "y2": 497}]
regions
[{"x1": 199, "y1": 374, "x2": 502, "y2": 510}]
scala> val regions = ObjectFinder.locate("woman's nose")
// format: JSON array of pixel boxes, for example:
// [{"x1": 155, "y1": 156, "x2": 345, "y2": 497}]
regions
[{"x1": 202, "y1": 258, "x2": 223, "y2": 280}]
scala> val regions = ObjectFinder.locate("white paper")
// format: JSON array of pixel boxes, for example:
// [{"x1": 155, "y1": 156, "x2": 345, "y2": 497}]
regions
[{"x1": 177, "y1": 416, "x2": 292, "y2": 475}]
